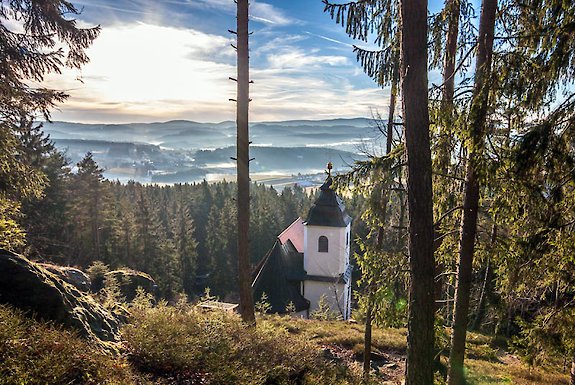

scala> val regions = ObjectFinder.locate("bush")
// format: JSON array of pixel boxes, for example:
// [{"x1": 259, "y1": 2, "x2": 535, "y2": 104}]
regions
[
  {"x1": 122, "y1": 301, "x2": 360, "y2": 384},
  {"x1": 0, "y1": 304, "x2": 139, "y2": 385}
]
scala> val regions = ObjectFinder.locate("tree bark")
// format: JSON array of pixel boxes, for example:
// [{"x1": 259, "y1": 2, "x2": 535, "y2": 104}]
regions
[
  {"x1": 400, "y1": 0, "x2": 435, "y2": 383},
  {"x1": 236, "y1": 0, "x2": 255, "y2": 325},
  {"x1": 435, "y1": 0, "x2": 461, "y2": 315},
  {"x1": 570, "y1": 353, "x2": 575, "y2": 385},
  {"x1": 472, "y1": 223, "x2": 497, "y2": 331},
  {"x1": 446, "y1": 0, "x2": 497, "y2": 383},
  {"x1": 363, "y1": 296, "x2": 373, "y2": 382}
]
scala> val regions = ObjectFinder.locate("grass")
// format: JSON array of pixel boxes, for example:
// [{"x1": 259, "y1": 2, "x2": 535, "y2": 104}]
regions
[
  {"x1": 0, "y1": 300, "x2": 570, "y2": 385},
  {"x1": 0, "y1": 304, "x2": 141, "y2": 385},
  {"x1": 122, "y1": 301, "x2": 362, "y2": 384}
]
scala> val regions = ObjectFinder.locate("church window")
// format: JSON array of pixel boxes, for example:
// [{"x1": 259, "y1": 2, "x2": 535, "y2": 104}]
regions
[{"x1": 318, "y1": 236, "x2": 328, "y2": 252}]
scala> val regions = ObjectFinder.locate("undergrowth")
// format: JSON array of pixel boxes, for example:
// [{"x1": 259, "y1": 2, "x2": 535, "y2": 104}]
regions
[
  {"x1": 0, "y1": 298, "x2": 570, "y2": 385},
  {"x1": 122, "y1": 297, "x2": 361, "y2": 384},
  {"x1": 0, "y1": 304, "x2": 140, "y2": 385}
]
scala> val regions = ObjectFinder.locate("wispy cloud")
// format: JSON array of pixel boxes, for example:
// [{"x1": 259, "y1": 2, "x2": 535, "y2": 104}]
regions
[
  {"x1": 250, "y1": 2, "x2": 295, "y2": 26},
  {"x1": 267, "y1": 48, "x2": 349, "y2": 70},
  {"x1": 304, "y1": 31, "x2": 352, "y2": 48}
]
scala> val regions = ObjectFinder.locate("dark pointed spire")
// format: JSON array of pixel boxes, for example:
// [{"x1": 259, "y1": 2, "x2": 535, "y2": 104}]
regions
[{"x1": 305, "y1": 165, "x2": 351, "y2": 227}]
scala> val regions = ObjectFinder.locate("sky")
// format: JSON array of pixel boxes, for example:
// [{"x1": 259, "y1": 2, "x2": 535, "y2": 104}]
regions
[{"x1": 38, "y1": 0, "x2": 403, "y2": 124}]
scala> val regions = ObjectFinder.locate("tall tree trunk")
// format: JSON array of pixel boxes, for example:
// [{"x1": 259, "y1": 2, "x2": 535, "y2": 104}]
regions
[
  {"x1": 386, "y1": 49, "x2": 400, "y2": 155},
  {"x1": 236, "y1": 0, "x2": 255, "y2": 325},
  {"x1": 435, "y1": 0, "x2": 461, "y2": 312},
  {"x1": 363, "y1": 50, "x2": 400, "y2": 382},
  {"x1": 472, "y1": 223, "x2": 497, "y2": 331},
  {"x1": 446, "y1": 0, "x2": 497, "y2": 383},
  {"x1": 400, "y1": 0, "x2": 435, "y2": 383}
]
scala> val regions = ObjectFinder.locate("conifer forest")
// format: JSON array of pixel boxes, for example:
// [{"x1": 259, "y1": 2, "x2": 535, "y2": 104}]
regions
[{"x1": 1, "y1": 0, "x2": 575, "y2": 384}]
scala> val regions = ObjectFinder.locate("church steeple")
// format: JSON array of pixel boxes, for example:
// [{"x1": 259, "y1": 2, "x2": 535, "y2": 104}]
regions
[{"x1": 305, "y1": 163, "x2": 351, "y2": 227}]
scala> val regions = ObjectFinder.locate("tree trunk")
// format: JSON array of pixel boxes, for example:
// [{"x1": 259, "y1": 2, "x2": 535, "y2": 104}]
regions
[
  {"x1": 570, "y1": 353, "x2": 575, "y2": 385},
  {"x1": 363, "y1": 296, "x2": 373, "y2": 382},
  {"x1": 472, "y1": 223, "x2": 497, "y2": 331},
  {"x1": 236, "y1": 0, "x2": 255, "y2": 325},
  {"x1": 364, "y1": 59, "x2": 399, "y2": 381},
  {"x1": 446, "y1": 0, "x2": 497, "y2": 383},
  {"x1": 435, "y1": 0, "x2": 461, "y2": 315},
  {"x1": 386, "y1": 50, "x2": 399, "y2": 155},
  {"x1": 400, "y1": 0, "x2": 435, "y2": 383}
]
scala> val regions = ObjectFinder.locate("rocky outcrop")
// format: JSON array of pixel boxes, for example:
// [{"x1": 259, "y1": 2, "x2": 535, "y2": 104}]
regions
[
  {"x1": 0, "y1": 249, "x2": 121, "y2": 343},
  {"x1": 40, "y1": 263, "x2": 91, "y2": 292},
  {"x1": 105, "y1": 270, "x2": 159, "y2": 301}
]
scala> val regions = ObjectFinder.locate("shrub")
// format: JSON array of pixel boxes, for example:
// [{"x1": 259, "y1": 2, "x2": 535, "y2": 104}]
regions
[
  {"x1": 0, "y1": 304, "x2": 139, "y2": 385},
  {"x1": 122, "y1": 301, "x2": 360, "y2": 384}
]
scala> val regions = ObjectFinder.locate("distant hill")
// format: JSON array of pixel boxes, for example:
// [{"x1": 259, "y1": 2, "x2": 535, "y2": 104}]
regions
[{"x1": 45, "y1": 118, "x2": 381, "y2": 184}]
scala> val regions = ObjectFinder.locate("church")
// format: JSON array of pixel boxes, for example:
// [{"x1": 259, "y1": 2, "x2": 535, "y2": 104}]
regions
[{"x1": 252, "y1": 165, "x2": 353, "y2": 320}]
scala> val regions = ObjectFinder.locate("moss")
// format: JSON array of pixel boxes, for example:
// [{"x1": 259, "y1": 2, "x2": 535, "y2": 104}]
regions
[{"x1": 0, "y1": 250, "x2": 121, "y2": 345}]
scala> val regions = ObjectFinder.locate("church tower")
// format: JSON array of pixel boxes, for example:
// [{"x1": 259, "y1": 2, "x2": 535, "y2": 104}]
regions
[{"x1": 303, "y1": 163, "x2": 352, "y2": 320}]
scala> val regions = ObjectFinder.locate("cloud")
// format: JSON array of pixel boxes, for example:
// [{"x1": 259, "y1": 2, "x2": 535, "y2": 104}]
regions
[
  {"x1": 43, "y1": 23, "x2": 237, "y2": 122},
  {"x1": 42, "y1": 20, "x2": 387, "y2": 124},
  {"x1": 188, "y1": 0, "x2": 297, "y2": 26},
  {"x1": 250, "y1": 2, "x2": 294, "y2": 26},
  {"x1": 267, "y1": 48, "x2": 349, "y2": 70}
]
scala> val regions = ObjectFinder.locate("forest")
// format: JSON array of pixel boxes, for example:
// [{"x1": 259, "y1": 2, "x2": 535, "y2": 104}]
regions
[{"x1": 1, "y1": 0, "x2": 575, "y2": 384}]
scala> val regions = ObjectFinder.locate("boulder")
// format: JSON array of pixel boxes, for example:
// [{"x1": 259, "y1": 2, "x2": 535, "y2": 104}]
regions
[
  {"x1": 40, "y1": 263, "x2": 91, "y2": 292},
  {"x1": 0, "y1": 249, "x2": 121, "y2": 344},
  {"x1": 105, "y1": 269, "x2": 159, "y2": 301}
]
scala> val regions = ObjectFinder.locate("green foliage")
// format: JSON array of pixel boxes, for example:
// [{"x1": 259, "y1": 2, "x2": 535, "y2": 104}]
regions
[
  {"x1": 0, "y1": 0, "x2": 99, "y2": 251},
  {"x1": 255, "y1": 292, "x2": 272, "y2": 314},
  {"x1": 100, "y1": 275, "x2": 126, "y2": 311},
  {"x1": 310, "y1": 294, "x2": 341, "y2": 321},
  {"x1": 512, "y1": 308, "x2": 575, "y2": 370},
  {"x1": 86, "y1": 261, "x2": 110, "y2": 286},
  {"x1": 286, "y1": 301, "x2": 297, "y2": 315}
]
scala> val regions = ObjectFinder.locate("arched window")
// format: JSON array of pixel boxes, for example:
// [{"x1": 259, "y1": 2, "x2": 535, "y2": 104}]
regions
[{"x1": 318, "y1": 236, "x2": 328, "y2": 252}]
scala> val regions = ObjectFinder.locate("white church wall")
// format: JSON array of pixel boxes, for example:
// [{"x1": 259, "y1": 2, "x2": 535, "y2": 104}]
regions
[
  {"x1": 305, "y1": 280, "x2": 347, "y2": 319},
  {"x1": 303, "y1": 224, "x2": 350, "y2": 277}
]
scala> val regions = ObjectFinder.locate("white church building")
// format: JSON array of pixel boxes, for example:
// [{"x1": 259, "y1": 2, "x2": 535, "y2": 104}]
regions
[{"x1": 252, "y1": 168, "x2": 353, "y2": 320}]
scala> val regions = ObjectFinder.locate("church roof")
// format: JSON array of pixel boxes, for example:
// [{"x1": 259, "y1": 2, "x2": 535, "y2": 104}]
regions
[
  {"x1": 278, "y1": 217, "x2": 304, "y2": 252},
  {"x1": 305, "y1": 176, "x2": 352, "y2": 227},
  {"x1": 252, "y1": 239, "x2": 309, "y2": 313}
]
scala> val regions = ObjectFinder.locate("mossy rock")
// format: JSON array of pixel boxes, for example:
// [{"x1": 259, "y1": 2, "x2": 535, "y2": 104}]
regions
[
  {"x1": 40, "y1": 263, "x2": 91, "y2": 292},
  {"x1": 105, "y1": 269, "x2": 159, "y2": 301},
  {"x1": 0, "y1": 249, "x2": 121, "y2": 344}
]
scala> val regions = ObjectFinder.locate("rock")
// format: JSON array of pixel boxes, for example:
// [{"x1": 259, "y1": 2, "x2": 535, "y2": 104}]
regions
[
  {"x1": 40, "y1": 263, "x2": 91, "y2": 292},
  {"x1": 105, "y1": 269, "x2": 158, "y2": 301},
  {"x1": 0, "y1": 249, "x2": 121, "y2": 344}
]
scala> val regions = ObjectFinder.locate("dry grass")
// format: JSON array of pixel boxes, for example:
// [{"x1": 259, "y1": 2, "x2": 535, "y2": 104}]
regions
[
  {"x1": 265, "y1": 315, "x2": 570, "y2": 385},
  {"x1": 1, "y1": 302, "x2": 569, "y2": 385}
]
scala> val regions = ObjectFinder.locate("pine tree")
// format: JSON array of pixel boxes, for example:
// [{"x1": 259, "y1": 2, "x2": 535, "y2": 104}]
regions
[
  {"x1": 0, "y1": 1, "x2": 98, "y2": 250},
  {"x1": 70, "y1": 153, "x2": 106, "y2": 265},
  {"x1": 446, "y1": 0, "x2": 497, "y2": 382}
]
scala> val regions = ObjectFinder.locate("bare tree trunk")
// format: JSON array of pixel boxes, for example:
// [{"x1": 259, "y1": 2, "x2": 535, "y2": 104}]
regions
[
  {"x1": 236, "y1": 0, "x2": 255, "y2": 325},
  {"x1": 400, "y1": 0, "x2": 435, "y2": 383},
  {"x1": 446, "y1": 0, "x2": 497, "y2": 382}
]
